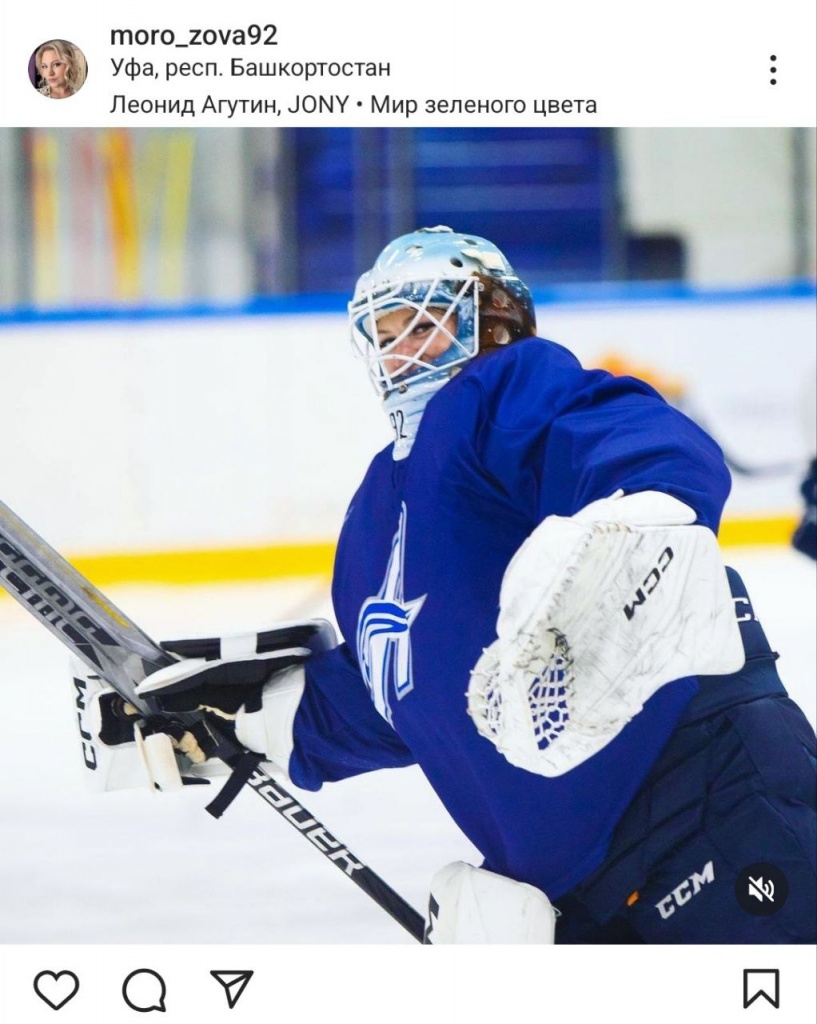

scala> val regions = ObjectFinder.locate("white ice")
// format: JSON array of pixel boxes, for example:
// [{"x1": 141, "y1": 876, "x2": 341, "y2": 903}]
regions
[{"x1": 0, "y1": 547, "x2": 813, "y2": 944}]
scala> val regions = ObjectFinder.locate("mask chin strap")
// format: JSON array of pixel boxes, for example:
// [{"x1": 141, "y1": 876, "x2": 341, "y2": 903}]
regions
[{"x1": 383, "y1": 376, "x2": 450, "y2": 461}]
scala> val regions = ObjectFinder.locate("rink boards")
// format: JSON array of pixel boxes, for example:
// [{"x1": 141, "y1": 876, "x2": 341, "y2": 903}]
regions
[{"x1": 0, "y1": 284, "x2": 814, "y2": 583}]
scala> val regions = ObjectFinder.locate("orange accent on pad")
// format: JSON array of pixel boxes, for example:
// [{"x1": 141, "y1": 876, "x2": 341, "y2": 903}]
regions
[{"x1": 626, "y1": 891, "x2": 640, "y2": 906}]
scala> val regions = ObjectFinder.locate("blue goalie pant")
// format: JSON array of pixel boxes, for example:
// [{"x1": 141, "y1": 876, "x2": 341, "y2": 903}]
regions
[{"x1": 555, "y1": 568, "x2": 817, "y2": 944}]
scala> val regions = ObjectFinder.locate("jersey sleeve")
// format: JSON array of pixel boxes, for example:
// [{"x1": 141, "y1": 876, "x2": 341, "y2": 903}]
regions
[
  {"x1": 288, "y1": 642, "x2": 416, "y2": 791},
  {"x1": 468, "y1": 339, "x2": 731, "y2": 531}
]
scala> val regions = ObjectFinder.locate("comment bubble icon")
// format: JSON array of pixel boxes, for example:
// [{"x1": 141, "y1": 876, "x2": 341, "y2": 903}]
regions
[{"x1": 122, "y1": 969, "x2": 167, "y2": 1013}]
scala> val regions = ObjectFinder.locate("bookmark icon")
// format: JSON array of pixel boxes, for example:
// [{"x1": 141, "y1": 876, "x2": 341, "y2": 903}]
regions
[{"x1": 743, "y1": 969, "x2": 780, "y2": 1009}]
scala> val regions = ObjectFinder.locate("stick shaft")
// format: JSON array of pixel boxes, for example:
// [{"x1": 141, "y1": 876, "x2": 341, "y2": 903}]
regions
[
  {"x1": 0, "y1": 498, "x2": 171, "y2": 709},
  {"x1": 245, "y1": 764, "x2": 424, "y2": 941},
  {"x1": 0, "y1": 496, "x2": 424, "y2": 942}
]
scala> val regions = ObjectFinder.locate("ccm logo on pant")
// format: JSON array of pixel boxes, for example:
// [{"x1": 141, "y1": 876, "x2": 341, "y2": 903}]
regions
[{"x1": 655, "y1": 861, "x2": 715, "y2": 919}]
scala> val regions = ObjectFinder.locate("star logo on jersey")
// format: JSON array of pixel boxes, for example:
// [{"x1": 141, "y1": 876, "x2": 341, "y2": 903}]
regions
[{"x1": 356, "y1": 501, "x2": 426, "y2": 724}]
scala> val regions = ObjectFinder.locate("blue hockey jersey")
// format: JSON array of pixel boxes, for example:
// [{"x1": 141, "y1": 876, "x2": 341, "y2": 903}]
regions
[{"x1": 288, "y1": 337, "x2": 732, "y2": 898}]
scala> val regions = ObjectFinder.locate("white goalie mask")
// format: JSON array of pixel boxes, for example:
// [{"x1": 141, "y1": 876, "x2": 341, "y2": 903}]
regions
[{"x1": 349, "y1": 226, "x2": 535, "y2": 401}]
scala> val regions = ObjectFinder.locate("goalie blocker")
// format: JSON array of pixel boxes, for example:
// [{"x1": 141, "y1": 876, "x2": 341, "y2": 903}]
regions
[{"x1": 73, "y1": 619, "x2": 335, "y2": 792}]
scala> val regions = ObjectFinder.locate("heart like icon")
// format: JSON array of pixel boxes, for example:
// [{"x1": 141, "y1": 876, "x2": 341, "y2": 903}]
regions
[{"x1": 33, "y1": 971, "x2": 80, "y2": 1010}]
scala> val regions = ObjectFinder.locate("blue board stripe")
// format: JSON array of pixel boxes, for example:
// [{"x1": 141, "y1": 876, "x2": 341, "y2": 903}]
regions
[{"x1": 0, "y1": 280, "x2": 814, "y2": 327}]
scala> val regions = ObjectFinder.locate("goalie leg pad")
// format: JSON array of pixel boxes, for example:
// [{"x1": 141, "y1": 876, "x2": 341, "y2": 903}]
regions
[{"x1": 424, "y1": 861, "x2": 556, "y2": 944}]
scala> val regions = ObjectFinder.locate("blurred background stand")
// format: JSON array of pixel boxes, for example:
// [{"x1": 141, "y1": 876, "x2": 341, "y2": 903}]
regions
[{"x1": 0, "y1": 127, "x2": 813, "y2": 311}]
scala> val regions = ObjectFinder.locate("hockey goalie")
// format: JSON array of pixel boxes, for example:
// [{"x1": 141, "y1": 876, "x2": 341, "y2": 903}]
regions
[{"x1": 77, "y1": 228, "x2": 817, "y2": 944}]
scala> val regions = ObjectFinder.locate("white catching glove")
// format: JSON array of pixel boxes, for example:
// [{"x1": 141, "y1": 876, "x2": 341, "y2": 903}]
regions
[{"x1": 468, "y1": 491, "x2": 745, "y2": 776}]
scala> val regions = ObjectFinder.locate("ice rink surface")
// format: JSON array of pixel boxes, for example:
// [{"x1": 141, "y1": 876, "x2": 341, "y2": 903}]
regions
[{"x1": 0, "y1": 547, "x2": 813, "y2": 945}]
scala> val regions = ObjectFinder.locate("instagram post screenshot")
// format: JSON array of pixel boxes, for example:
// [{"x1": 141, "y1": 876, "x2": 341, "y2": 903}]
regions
[{"x1": 0, "y1": 1, "x2": 815, "y2": 1021}]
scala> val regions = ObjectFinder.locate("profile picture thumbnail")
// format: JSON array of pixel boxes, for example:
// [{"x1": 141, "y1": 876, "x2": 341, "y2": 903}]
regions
[{"x1": 29, "y1": 39, "x2": 88, "y2": 99}]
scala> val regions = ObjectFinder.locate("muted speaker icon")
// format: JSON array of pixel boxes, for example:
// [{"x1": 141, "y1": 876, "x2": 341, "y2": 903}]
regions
[{"x1": 735, "y1": 862, "x2": 788, "y2": 916}]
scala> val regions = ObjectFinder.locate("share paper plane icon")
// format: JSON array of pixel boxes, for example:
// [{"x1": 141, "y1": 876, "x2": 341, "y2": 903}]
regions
[{"x1": 210, "y1": 970, "x2": 254, "y2": 1009}]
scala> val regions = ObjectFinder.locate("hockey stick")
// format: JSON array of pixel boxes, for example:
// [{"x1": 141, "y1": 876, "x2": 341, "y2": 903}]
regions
[
  {"x1": 680, "y1": 402, "x2": 802, "y2": 478},
  {"x1": 0, "y1": 497, "x2": 425, "y2": 943}
]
